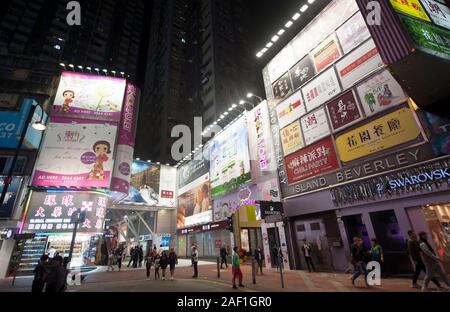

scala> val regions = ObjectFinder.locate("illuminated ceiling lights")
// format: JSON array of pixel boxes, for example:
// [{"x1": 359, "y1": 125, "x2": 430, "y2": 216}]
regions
[{"x1": 255, "y1": 1, "x2": 315, "y2": 58}]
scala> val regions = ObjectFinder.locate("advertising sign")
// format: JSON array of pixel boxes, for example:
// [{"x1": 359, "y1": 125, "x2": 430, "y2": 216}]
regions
[
  {"x1": 335, "y1": 39, "x2": 384, "y2": 90},
  {"x1": 276, "y1": 90, "x2": 306, "y2": 129},
  {"x1": 177, "y1": 173, "x2": 212, "y2": 228},
  {"x1": 301, "y1": 107, "x2": 331, "y2": 146},
  {"x1": 326, "y1": 90, "x2": 363, "y2": 131},
  {"x1": 178, "y1": 145, "x2": 210, "y2": 189},
  {"x1": 272, "y1": 72, "x2": 293, "y2": 101},
  {"x1": 423, "y1": 112, "x2": 450, "y2": 155},
  {"x1": 267, "y1": 45, "x2": 296, "y2": 84},
  {"x1": 389, "y1": 0, "x2": 432, "y2": 22},
  {"x1": 213, "y1": 179, "x2": 280, "y2": 222},
  {"x1": 111, "y1": 84, "x2": 139, "y2": 199},
  {"x1": 120, "y1": 161, "x2": 160, "y2": 205},
  {"x1": 399, "y1": 14, "x2": 450, "y2": 60},
  {"x1": 32, "y1": 118, "x2": 117, "y2": 188},
  {"x1": 422, "y1": 0, "x2": 450, "y2": 30},
  {"x1": 51, "y1": 72, "x2": 126, "y2": 121},
  {"x1": 356, "y1": 69, "x2": 407, "y2": 117},
  {"x1": 302, "y1": 67, "x2": 342, "y2": 112},
  {"x1": 281, "y1": 121, "x2": 304, "y2": 156},
  {"x1": 336, "y1": 11, "x2": 371, "y2": 54},
  {"x1": 285, "y1": 137, "x2": 340, "y2": 184},
  {"x1": 0, "y1": 98, "x2": 47, "y2": 149},
  {"x1": 0, "y1": 176, "x2": 22, "y2": 219},
  {"x1": 311, "y1": 34, "x2": 343, "y2": 73},
  {"x1": 335, "y1": 108, "x2": 423, "y2": 163},
  {"x1": 210, "y1": 115, "x2": 252, "y2": 198},
  {"x1": 259, "y1": 201, "x2": 283, "y2": 223},
  {"x1": 247, "y1": 101, "x2": 278, "y2": 184},
  {"x1": 22, "y1": 191, "x2": 108, "y2": 233},
  {"x1": 159, "y1": 165, "x2": 176, "y2": 207},
  {"x1": 289, "y1": 55, "x2": 316, "y2": 91}
]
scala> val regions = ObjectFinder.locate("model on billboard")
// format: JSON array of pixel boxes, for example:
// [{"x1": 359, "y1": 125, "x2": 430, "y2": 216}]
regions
[
  {"x1": 88, "y1": 140, "x2": 111, "y2": 180},
  {"x1": 61, "y1": 90, "x2": 75, "y2": 113},
  {"x1": 193, "y1": 184, "x2": 210, "y2": 214},
  {"x1": 139, "y1": 184, "x2": 159, "y2": 205}
]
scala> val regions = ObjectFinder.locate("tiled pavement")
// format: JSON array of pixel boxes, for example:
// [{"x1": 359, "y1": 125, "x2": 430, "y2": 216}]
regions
[{"x1": 1, "y1": 261, "x2": 448, "y2": 292}]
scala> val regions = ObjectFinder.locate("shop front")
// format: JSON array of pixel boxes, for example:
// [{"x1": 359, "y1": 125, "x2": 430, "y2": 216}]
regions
[{"x1": 176, "y1": 220, "x2": 230, "y2": 259}]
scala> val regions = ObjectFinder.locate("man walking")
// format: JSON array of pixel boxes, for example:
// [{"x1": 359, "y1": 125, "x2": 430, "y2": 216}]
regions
[
  {"x1": 254, "y1": 246, "x2": 264, "y2": 275},
  {"x1": 192, "y1": 246, "x2": 199, "y2": 278},
  {"x1": 407, "y1": 230, "x2": 441, "y2": 289},
  {"x1": 191, "y1": 243, "x2": 196, "y2": 267},
  {"x1": 232, "y1": 246, "x2": 244, "y2": 289},
  {"x1": 220, "y1": 244, "x2": 228, "y2": 269},
  {"x1": 350, "y1": 237, "x2": 369, "y2": 287},
  {"x1": 418, "y1": 231, "x2": 450, "y2": 292},
  {"x1": 302, "y1": 239, "x2": 316, "y2": 272},
  {"x1": 127, "y1": 246, "x2": 135, "y2": 267}
]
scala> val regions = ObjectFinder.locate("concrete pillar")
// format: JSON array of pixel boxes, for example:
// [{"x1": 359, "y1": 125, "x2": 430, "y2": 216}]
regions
[{"x1": 0, "y1": 239, "x2": 15, "y2": 278}]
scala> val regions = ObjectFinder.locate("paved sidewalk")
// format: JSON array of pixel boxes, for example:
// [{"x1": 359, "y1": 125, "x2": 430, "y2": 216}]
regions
[{"x1": 2, "y1": 262, "x2": 447, "y2": 292}]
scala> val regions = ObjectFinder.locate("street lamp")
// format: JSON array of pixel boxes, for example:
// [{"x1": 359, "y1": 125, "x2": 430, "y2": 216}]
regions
[
  {"x1": 246, "y1": 93, "x2": 264, "y2": 103},
  {"x1": 0, "y1": 103, "x2": 47, "y2": 207}
]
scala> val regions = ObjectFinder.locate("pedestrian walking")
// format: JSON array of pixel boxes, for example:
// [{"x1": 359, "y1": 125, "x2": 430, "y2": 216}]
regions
[
  {"x1": 32, "y1": 255, "x2": 49, "y2": 292},
  {"x1": 369, "y1": 238, "x2": 385, "y2": 277},
  {"x1": 254, "y1": 247, "x2": 264, "y2": 275},
  {"x1": 132, "y1": 245, "x2": 139, "y2": 268},
  {"x1": 418, "y1": 231, "x2": 450, "y2": 292},
  {"x1": 232, "y1": 246, "x2": 244, "y2": 289},
  {"x1": 138, "y1": 245, "x2": 144, "y2": 267},
  {"x1": 145, "y1": 249, "x2": 154, "y2": 280},
  {"x1": 272, "y1": 246, "x2": 279, "y2": 271},
  {"x1": 301, "y1": 239, "x2": 316, "y2": 272},
  {"x1": 45, "y1": 256, "x2": 67, "y2": 293},
  {"x1": 350, "y1": 237, "x2": 369, "y2": 287},
  {"x1": 192, "y1": 246, "x2": 199, "y2": 278},
  {"x1": 190, "y1": 243, "x2": 196, "y2": 267},
  {"x1": 220, "y1": 244, "x2": 228, "y2": 269},
  {"x1": 154, "y1": 254, "x2": 160, "y2": 280},
  {"x1": 407, "y1": 230, "x2": 442, "y2": 289},
  {"x1": 107, "y1": 250, "x2": 115, "y2": 272},
  {"x1": 168, "y1": 248, "x2": 178, "y2": 281},
  {"x1": 160, "y1": 250, "x2": 169, "y2": 280},
  {"x1": 127, "y1": 246, "x2": 135, "y2": 267},
  {"x1": 115, "y1": 246, "x2": 124, "y2": 271}
]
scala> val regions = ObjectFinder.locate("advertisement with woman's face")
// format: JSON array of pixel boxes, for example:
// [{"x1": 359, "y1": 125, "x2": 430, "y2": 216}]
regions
[{"x1": 177, "y1": 173, "x2": 212, "y2": 228}]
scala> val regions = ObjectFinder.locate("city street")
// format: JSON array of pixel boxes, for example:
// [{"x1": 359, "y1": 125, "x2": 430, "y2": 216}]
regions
[{"x1": 0, "y1": 260, "x2": 444, "y2": 293}]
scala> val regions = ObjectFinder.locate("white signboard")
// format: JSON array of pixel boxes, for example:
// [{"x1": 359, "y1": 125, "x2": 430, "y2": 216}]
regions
[
  {"x1": 336, "y1": 11, "x2": 371, "y2": 54},
  {"x1": 356, "y1": 69, "x2": 407, "y2": 117},
  {"x1": 300, "y1": 107, "x2": 331, "y2": 146},
  {"x1": 422, "y1": 0, "x2": 450, "y2": 30},
  {"x1": 159, "y1": 165, "x2": 177, "y2": 207},
  {"x1": 276, "y1": 90, "x2": 306, "y2": 129},
  {"x1": 335, "y1": 39, "x2": 384, "y2": 90},
  {"x1": 267, "y1": 45, "x2": 296, "y2": 84},
  {"x1": 302, "y1": 67, "x2": 342, "y2": 112}
]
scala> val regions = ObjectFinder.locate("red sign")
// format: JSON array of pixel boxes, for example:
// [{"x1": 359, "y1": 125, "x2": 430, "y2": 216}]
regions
[
  {"x1": 215, "y1": 240, "x2": 222, "y2": 248},
  {"x1": 285, "y1": 137, "x2": 340, "y2": 184},
  {"x1": 326, "y1": 90, "x2": 363, "y2": 131},
  {"x1": 339, "y1": 47, "x2": 379, "y2": 77},
  {"x1": 160, "y1": 190, "x2": 174, "y2": 198}
]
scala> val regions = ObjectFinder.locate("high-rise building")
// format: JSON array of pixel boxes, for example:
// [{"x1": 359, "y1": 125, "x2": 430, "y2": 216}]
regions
[
  {"x1": 0, "y1": 0, "x2": 150, "y2": 96},
  {"x1": 137, "y1": 0, "x2": 204, "y2": 164},
  {"x1": 139, "y1": 0, "x2": 263, "y2": 164}
]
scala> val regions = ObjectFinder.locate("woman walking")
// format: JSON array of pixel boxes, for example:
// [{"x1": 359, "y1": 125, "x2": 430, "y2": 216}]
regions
[
  {"x1": 145, "y1": 249, "x2": 154, "y2": 280},
  {"x1": 168, "y1": 248, "x2": 178, "y2": 281},
  {"x1": 160, "y1": 250, "x2": 169, "y2": 280},
  {"x1": 154, "y1": 254, "x2": 160, "y2": 280}
]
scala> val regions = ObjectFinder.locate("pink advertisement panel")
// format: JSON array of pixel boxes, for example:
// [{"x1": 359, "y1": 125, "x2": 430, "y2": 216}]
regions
[
  {"x1": 32, "y1": 117, "x2": 117, "y2": 188},
  {"x1": 110, "y1": 84, "x2": 139, "y2": 197},
  {"x1": 51, "y1": 72, "x2": 126, "y2": 121}
]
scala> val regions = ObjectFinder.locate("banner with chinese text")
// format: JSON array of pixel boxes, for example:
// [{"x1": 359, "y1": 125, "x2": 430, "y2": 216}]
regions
[
  {"x1": 335, "y1": 107, "x2": 422, "y2": 162},
  {"x1": 281, "y1": 121, "x2": 304, "y2": 156}
]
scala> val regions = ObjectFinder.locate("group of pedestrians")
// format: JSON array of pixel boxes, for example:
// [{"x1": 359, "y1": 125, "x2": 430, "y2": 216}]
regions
[
  {"x1": 145, "y1": 246, "x2": 178, "y2": 281},
  {"x1": 31, "y1": 254, "x2": 67, "y2": 293},
  {"x1": 126, "y1": 245, "x2": 144, "y2": 269}
]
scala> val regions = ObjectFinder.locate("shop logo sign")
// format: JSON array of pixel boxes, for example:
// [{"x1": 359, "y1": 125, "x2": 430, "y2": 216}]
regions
[
  {"x1": 366, "y1": 261, "x2": 381, "y2": 286},
  {"x1": 66, "y1": 1, "x2": 81, "y2": 26},
  {"x1": 388, "y1": 167, "x2": 450, "y2": 189},
  {"x1": 66, "y1": 265, "x2": 82, "y2": 286}
]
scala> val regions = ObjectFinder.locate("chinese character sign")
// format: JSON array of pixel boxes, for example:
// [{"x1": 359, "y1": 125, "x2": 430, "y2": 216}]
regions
[
  {"x1": 32, "y1": 118, "x2": 117, "y2": 188},
  {"x1": 23, "y1": 191, "x2": 108, "y2": 233},
  {"x1": 285, "y1": 136, "x2": 339, "y2": 184},
  {"x1": 311, "y1": 34, "x2": 343, "y2": 73},
  {"x1": 389, "y1": 0, "x2": 432, "y2": 22},
  {"x1": 336, "y1": 11, "x2": 371, "y2": 54},
  {"x1": 272, "y1": 72, "x2": 293, "y2": 101},
  {"x1": 301, "y1": 67, "x2": 342, "y2": 112},
  {"x1": 281, "y1": 121, "x2": 305, "y2": 156},
  {"x1": 356, "y1": 69, "x2": 407, "y2": 117},
  {"x1": 289, "y1": 55, "x2": 316, "y2": 91},
  {"x1": 421, "y1": 0, "x2": 450, "y2": 31},
  {"x1": 326, "y1": 90, "x2": 363, "y2": 131},
  {"x1": 276, "y1": 90, "x2": 306, "y2": 129},
  {"x1": 335, "y1": 108, "x2": 423, "y2": 163},
  {"x1": 300, "y1": 107, "x2": 331, "y2": 146}
]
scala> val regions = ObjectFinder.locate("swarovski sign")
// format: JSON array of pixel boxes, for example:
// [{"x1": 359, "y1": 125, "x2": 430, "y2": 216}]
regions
[{"x1": 388, "y1": 167, "x2": 450, "y2": 189}]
